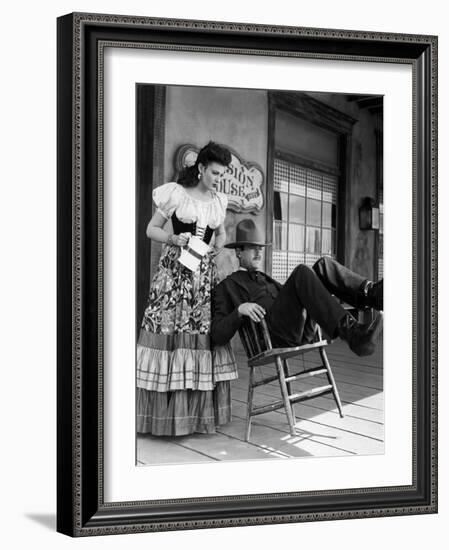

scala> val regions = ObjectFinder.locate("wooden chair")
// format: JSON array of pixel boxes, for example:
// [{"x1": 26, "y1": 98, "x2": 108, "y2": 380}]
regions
[{"x1": 239, "y1": 318, "x2": 344, "y2": 441}]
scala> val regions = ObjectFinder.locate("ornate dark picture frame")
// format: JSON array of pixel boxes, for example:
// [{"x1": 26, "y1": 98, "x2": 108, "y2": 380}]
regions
[{"x1": 57, "y1": 12, "x2": 437, "y2": 536}]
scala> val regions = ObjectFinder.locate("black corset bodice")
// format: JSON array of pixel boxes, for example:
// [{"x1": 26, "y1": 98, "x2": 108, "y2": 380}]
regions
[{"x1": 171, "y1": 211, "x2": 214, "y2": 244}]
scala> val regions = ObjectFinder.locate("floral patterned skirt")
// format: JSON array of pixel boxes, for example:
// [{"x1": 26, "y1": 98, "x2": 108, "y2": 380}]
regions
[{"x1": 136, "y1": 244, "x2": 237, "y2": 436}]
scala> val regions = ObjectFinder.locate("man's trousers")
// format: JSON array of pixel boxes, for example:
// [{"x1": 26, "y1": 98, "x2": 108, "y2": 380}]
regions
[{"x1": 266, "y1": 257, "x2": 368, "y2": 347}]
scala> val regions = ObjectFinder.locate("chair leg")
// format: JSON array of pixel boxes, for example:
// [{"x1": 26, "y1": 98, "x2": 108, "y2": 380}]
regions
[
  {"x1": 283, "y1": 359, "x2": 296, "y2": 425},
  {"x1": 245, "y1": 367, "x2": 255, "y2": 441},
  {"x1": 276, "y1": 357, "x2": 296, "y2": 436},
  {"x1": 320, "y1": 347, "x2": 344, "y2": 418}
]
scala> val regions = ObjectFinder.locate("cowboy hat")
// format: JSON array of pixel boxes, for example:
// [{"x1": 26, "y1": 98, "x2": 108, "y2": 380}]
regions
[{"x1": 225, "y1": 219, "x2": 271, "y2": 249}]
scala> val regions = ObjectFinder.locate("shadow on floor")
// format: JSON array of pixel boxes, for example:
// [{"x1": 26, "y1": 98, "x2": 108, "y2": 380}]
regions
[{"x1": 25, "y1": 513, "x2": 56, "y2": 531}]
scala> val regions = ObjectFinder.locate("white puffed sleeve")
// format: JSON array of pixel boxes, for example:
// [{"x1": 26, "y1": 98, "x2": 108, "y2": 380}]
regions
[{"x1": 152, "y1": 182, "x2": 183, "y2": 219}]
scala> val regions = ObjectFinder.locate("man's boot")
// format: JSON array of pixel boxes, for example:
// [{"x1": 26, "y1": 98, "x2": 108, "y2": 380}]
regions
[{"x1": 337, "y1": 312, "x2": 383, "y2": 357}]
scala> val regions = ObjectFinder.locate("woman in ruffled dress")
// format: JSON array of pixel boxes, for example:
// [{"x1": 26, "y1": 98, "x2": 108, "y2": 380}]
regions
[{"x1": 136, "y1": 141, "x2": 238, "y2": 436}]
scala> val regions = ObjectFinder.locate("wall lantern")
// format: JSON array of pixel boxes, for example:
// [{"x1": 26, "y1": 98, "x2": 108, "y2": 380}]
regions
[{"x1": 359, "y1": 197, "x2": 380, "y2": 230}]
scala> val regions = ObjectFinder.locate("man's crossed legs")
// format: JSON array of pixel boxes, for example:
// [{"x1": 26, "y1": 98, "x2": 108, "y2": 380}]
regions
[{"x1": 266, "y1": 257, "x2": 383, "y2": 357}]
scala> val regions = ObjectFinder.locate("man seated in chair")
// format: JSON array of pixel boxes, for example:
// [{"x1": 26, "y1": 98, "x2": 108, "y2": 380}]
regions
[{"x1": 211, "y1": 219, "x2": 383, "y2": 357}]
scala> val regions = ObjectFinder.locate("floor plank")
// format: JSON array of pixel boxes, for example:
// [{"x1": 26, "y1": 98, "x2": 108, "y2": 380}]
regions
[
  {"x1": 157, "y1": 430, "x2": 291, "y2": 461},
  {"x1": 138, "y1": 434, "x2": 214, "y2": 464},
  {"x1": 230, "y1": 397, "x2": 384, "y2": 446},
  {"x1": 218, "y1": 414, "x2": 352, "y2": 458},
  {"x1": 232, "y1": 413, "x2": 383, "y2": 456}
]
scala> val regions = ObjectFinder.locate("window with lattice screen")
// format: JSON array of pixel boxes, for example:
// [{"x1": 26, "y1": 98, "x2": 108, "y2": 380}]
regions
[{"x1": 272, "y1": 157, "x2": 337, "y2": 283}]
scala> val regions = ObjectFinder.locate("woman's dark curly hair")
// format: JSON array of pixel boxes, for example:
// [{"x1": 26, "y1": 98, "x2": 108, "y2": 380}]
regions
[{"x1": 177, "y1": 141, "x2": 232, "y2": 188}]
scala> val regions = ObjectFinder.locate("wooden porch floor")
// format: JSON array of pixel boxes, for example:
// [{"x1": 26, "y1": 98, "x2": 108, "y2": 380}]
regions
[{"x1": 137, "y1": 338, "x2": 384, "y2": 465}]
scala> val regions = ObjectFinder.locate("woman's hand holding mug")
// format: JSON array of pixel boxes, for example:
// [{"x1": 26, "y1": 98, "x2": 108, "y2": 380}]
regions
[{"x1": 170, "y1": 232, "x2": 191, "y2": 247}]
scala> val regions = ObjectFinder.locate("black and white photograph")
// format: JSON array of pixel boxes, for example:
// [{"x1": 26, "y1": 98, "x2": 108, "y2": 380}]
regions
[
  {"x1": 135, "y1": 84, "x2": 385, "y2": 465},
  {"x1": 1, "y1": 0, "x2": 444, "y2": 547}
]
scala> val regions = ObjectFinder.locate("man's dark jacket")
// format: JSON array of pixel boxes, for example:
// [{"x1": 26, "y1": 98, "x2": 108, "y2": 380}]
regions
[{"x1": 210, "y1": 270, "x2": 282, "y2": 346}]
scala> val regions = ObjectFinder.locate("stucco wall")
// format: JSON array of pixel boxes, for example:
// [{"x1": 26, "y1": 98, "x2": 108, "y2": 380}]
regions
[{"x1": 163, "y1": 85, "x2": 269, "y2": 280}]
